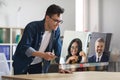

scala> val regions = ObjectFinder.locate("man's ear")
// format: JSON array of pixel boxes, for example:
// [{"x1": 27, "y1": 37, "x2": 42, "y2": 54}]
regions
[{"x1": 46, "y1": 15, "x2": 50, "y2": 21}]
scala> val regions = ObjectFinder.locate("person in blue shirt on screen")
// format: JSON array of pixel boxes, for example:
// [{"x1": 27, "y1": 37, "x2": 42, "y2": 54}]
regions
[{"x1": 12, "y1": 4, "x2": 64, "y2": 75}]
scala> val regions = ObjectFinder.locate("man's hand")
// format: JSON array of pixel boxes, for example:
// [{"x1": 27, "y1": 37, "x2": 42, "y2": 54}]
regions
[
  {"x1": 32, "y1": 51, "x2": 56, "y2": 61},
  {"x1": 43, "y1": 52, "x2": 57, "y2": 61},
  {"x1": 59, "y1": 69, "x2": 73, "y2": 74},
  {"x1": 59, "y1": 64, "x2": 73, "y2": 74}
]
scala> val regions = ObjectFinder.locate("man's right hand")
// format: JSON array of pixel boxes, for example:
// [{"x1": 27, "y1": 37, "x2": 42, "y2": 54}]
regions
[
  {"x1": 42, "y1": 52, "x2": 57, "y2": 61},
  {"x1": 32, "y1": 51, "x2": 56, "y2": 61},
  {"x1": 59, "y1": 69, "x2": 73, "y2": 74}
]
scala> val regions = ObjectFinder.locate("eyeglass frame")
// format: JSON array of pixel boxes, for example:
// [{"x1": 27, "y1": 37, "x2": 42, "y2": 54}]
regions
[{"x1": 50, "y1": 17, "x2": 63, "y2": 24}]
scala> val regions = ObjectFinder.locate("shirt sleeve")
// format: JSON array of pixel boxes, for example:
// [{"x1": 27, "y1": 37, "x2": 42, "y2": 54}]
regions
[{"x1": 25, "y1": 47, "x2": 36, "y2": 57}]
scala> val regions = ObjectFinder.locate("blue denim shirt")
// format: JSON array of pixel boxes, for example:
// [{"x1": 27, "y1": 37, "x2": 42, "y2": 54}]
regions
[{"x1": 12, "y1": 19, "x2": 62, "y2": 74}]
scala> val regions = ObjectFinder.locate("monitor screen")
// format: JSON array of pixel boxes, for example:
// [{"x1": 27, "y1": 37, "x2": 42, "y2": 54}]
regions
[{"x1": 59, "y1": 31, "x2": 112, "y2": 72}]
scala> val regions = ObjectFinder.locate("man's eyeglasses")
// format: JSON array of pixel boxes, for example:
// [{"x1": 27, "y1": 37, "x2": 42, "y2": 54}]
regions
[{"x1": 50, "y1": 17, "x2": 63, "y2": 24}]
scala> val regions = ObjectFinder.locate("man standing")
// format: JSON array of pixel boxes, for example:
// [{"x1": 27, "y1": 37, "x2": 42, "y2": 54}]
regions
[{"x1": 12, "y1": 4, "x2": 64, "y2": 75}]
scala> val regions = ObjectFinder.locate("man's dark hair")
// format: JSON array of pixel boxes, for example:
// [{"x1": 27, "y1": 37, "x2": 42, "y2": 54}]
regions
[{"x1": 45, "y1": 4, "x2": 64, "y2": 17}]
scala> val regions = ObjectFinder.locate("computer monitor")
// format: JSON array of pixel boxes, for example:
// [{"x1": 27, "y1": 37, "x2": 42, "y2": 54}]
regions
[{"x1": 59, "y1": 31, "x2": 112, "y2": 72}]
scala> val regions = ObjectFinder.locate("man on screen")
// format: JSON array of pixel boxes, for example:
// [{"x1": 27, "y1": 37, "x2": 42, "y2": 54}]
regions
[{"x1": 88, "y1": 38, "x2": 109, "y2": 71}]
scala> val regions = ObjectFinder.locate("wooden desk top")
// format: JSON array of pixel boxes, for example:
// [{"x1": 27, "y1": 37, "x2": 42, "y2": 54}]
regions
[{"x1": 2, "y1": 71, "x2": 120, "y2": 80}]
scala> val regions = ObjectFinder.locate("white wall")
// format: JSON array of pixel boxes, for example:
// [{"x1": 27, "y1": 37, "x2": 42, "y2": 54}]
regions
[
  {"x1": 100, "y1": 0, "x2": 120, "y2": 51},
  {"x1": 87, "y1": 0, "x2": 120, "y2": 52},
  {"x1": 0, "y1": 0, "x2": 75, "y2": 36},
  {"x1": 87, "y1": 0, "x2": 100, "y2": 32}
]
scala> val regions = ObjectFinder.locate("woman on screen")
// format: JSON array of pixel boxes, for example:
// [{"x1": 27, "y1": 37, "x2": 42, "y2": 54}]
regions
[{"x1": 65, "y1": 38, "x2": 87, "y2": 71}]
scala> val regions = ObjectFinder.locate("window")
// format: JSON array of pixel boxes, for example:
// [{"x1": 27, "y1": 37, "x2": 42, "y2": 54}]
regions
[{"x1": 75, "y1": 0, "x2": 84, "y2": 31}]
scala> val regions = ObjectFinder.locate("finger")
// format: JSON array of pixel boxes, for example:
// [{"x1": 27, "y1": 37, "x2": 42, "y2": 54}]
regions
[
  {"x1": 49, "y1": 52, "x2": 55, "y2": 56},
  {"x1": 59, "y1": 69, "x2": 73, "y2": 74}
]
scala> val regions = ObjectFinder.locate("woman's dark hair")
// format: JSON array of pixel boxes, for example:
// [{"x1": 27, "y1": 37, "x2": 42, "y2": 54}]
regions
[
  {"x1": 66, "y1": 38, "x2": 82, "y2": 63},
  {"x1": 45, "y1": 4, "x2": 64, "y2": 17}
]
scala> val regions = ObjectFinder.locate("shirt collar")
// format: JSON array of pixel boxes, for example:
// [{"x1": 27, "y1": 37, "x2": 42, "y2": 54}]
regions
[{"x1": 96, "y1": 53, "x2": 103, "y2": 62}]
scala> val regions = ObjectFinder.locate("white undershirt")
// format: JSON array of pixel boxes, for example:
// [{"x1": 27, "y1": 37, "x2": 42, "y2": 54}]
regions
[
  {"x1": 96, "y1": 53, "x2": 103, "y2": 62},
  {"x1": 31, "y1": 31, "x2": 51, "y2": 65}
]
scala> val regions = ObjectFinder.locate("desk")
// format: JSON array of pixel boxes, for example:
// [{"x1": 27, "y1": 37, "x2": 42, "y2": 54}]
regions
[{"x1": 2, "y1": 72, "x2": 120, "y2": 80}]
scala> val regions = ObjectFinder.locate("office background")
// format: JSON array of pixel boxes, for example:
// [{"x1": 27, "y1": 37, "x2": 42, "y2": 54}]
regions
[{"x1": 0, "y1": 0, "x2": 120, "y2": 60}]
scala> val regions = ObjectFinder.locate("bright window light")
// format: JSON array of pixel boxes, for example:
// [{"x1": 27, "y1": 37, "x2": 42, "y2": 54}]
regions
[{"x1": 76, "y1": 0, "x2": 84, "y2": 31}]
